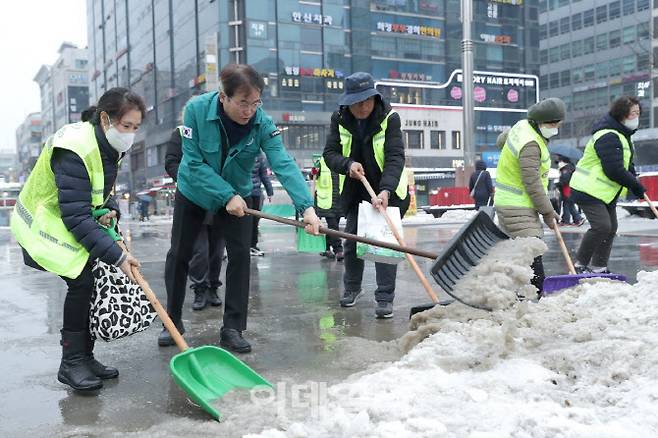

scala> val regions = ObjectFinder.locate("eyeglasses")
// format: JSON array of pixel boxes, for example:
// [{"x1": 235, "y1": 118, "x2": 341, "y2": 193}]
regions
[{"x1": 228, "y1": 97, "x2": 263, "y2": 110}]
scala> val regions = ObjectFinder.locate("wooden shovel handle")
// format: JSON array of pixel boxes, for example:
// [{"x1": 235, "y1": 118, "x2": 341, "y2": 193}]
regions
[
  {"x1": 115, "y1": 241, "x2": 189, "y2": 351},
  {"x1": 552, "y1": 219, "x2": 577, "y2": 275},
  {"x1": 245, "y1": 208, "x2": 438, "y2": 259},
  {"x1": 358, "y1": 175, "x2": 440, "y2": 304},
  {"x1": 132, "y1": 267, "x2": 190, "y2": 352},
  {"x1": 644, "y1": 193, "x2": 658, "y2": 219}
]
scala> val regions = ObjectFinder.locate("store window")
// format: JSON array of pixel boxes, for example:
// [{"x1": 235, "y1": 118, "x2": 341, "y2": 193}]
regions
[
  {"x1": 406, "y1": 131, "x2": 424, "y2": 149},
  {"x1": 430, "y1": 130, "x2": 446, "y2": 150},
  {"x1": 451, "y1": 131, "x2": 461, "y2": 150}
]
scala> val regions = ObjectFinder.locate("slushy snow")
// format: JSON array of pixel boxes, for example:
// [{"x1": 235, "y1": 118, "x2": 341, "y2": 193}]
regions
[
  {"x1": 114, "y1": 238, "x2": 658, "y2": 438},
  {"x1": 243, "y1": 238, "x2": 658, "y2": 437}
]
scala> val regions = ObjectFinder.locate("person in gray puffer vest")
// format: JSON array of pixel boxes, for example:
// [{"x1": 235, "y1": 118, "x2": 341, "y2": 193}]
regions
[
  {"x1": 249, "y1": 153, "x2": 274, "y2": 256},
  {"x1": 495, "y1": 98, "x2": 565, "y2": 296}
]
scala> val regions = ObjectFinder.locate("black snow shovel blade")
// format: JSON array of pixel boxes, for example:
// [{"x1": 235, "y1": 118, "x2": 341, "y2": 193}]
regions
[{"x1": 428, "y1": 210, "x2": 510, "y2": 311}]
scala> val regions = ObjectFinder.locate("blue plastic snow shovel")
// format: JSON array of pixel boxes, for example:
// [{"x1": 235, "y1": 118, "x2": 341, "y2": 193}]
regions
[{"x1": 543, "y1": 219, "x2": 626, "y2": 294}]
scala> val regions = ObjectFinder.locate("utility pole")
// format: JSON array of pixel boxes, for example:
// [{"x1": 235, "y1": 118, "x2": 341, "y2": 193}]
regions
[{"x1": 461, "y1": 0, "x2": 475, "y2": 168}]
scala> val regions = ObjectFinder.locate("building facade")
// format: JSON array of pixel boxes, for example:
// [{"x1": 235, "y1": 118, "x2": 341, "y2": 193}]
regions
[
  {"x1": 14, "y1": 113, "x2": 42, "y2": 182},
  {"x1": 33, "y1": 43, "x2": 90, "y2": 140},
  {"x1": 87, "y1": 0, "x2": 539, "y2": 192},
  {"x1": 538, "y1": 0, "x2": 652, "y2": 147}
]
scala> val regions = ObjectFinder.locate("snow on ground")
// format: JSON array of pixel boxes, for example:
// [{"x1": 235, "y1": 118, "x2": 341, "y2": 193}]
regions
[
  {"x1": 242, "y1": 237, "x2": 658, "y2": 438},
  {"x1": 434, "y1": 209, "x2": 478, "y2": 223}
]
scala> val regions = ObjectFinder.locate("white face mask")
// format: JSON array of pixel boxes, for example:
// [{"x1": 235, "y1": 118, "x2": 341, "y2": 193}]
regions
[
  {"x1": 105, "y1": 125, "x2": 135, "y2": 153},
  {"x1": 623, "y1": 117, "x2": 639, "y2": 131},
  {"x1": 539, "y1": 126, "x2": 559, "y2": 139}
]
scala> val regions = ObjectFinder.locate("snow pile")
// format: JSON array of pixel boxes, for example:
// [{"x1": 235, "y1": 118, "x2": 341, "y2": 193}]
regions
[
  {"x1": 436, "y1": 209, "x2": 477, "y2": 223},
  {"x1": 245, "y1": 259, "x2": 658, "y2": 437},
  {"x1": 447, "y1": 237, "x2": 546, "y2": 311}
]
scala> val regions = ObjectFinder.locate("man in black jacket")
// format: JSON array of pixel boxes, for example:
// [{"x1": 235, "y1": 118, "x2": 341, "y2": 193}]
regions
[
  {"x1": 323, "y1": 72, "x2": 409, "y2": 319},
  {"x1": 161, "y1": 126, "x2": 224, "y2": 339}
]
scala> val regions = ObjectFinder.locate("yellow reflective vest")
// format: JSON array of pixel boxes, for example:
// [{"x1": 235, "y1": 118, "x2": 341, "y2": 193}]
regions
[
  {"x1": 316, "y1": 157, "x2": 344, "y2": 210},
  {"x1": 11, "y1": 122, "x2": 106, "y2": 278},
  {"x1": 494, "y1": 119, "x2": 551, "y2": 208},
  {"x1": 570, "y1": 129, "x2": 631, "y2": 203},
  {"x1": 337, "y1": 110, "x2": 408, "y2": 200}
]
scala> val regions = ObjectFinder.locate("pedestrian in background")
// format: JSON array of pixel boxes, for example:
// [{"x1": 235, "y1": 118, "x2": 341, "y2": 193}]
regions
[
  {"x1": 163, "y1": 119, "x2": 224, "y2": 321},
  {"x1": 570, "y1": 96, "x2": 645, "y2": 274},
  {"x1": 162, "y1": 64, "x2": 320, "y2": 353},
  {"x1": 468, "y1": 159, "x2": 494, "y2": 210},
  {"x1": 323, "y1": 72, "x2": 409, "y2": 319},
  {"x1": 313, "y1": 155, "x2": 344, "y2": 261},
  {"x1": 11, "y1": 88, "x2": 145, "y2": 391},
  {"x1": 555, "y1": 158, "x2": 584, "y2": 226},
  {"x1": 494, "y1": 98, "x2": 565, "y2": 296},
  {"x1": 249, "y1": 153, "x2": 274, "y2": 256}
]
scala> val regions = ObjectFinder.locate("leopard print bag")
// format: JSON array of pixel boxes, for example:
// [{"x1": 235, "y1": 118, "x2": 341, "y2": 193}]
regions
[{"x1": 89, "y1": 260, "x2": 157, "y2": 342}]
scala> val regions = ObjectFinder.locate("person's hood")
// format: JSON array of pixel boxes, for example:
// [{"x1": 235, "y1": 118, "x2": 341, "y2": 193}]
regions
[
  {"x1": 591, "y1": 113, "x2": 635, "y2": 137},
  {"x1": 475, "y1": 159, "x2": 487, "y2": 170}
]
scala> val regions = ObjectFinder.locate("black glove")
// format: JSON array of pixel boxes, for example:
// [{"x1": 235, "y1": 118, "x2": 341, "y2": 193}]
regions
[{"x1": 630, "y1": 181, "x2": 646, "y2": 199}]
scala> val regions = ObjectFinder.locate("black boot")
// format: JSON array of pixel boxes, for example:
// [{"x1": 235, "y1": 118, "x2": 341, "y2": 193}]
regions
[
  {"x1": 192, "y1": 287, "x2": 208, "y2": 311},
  {"x1": 206, "y1": 287, "x2": 222, "y2": 306},
  {"x1": 219, "y1": 327, "x2": 252, "y2": 353},
  {"x1": 58, "y1": 330, "x2": 103, "y2": 391},
  {"x1": 85, "y1": 332, "x2": 119, "y2": 380},
  {"x1": 158, "y1": 320, "x2": 185, "y2": 347}
]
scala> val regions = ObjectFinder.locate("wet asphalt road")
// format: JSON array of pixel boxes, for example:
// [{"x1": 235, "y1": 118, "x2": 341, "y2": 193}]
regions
[{"x1": 0, "y1": 216, "x2": 656, "y2": 437}]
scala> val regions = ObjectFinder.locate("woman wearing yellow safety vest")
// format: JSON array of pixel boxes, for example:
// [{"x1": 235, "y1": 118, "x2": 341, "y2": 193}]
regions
[
  {"x1": 570, "y1": 96, "x2": 646, "y2": 274},
  {"x1": 494, "y1": 98, "x2": 565, "y2": 296},
  {"x1": 323, "y1": 72, "x2": 409, "y2": 319},
  {"x1": 10, "y1": 88, "x2": 145, "y2": 391}
]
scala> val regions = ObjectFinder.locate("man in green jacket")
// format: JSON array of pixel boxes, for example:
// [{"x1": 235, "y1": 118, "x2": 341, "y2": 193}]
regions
[
  {"x1": 494, "y1": 98, "x2": 564, "y2": 296},
  {"x1": 160, "y1": 64, "x2": 320, "y2": 353}
]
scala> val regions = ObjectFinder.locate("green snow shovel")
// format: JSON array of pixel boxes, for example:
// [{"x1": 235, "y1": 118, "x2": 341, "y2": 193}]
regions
[{"x1": 132, "y1": 267, "x2": 272, "y2": 420}]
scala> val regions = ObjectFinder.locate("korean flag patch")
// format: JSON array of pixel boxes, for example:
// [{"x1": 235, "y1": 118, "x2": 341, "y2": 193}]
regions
[
  {"x1": 269, "y1": 128, "x2": 281, "y2": 138},
  {"x1": 181, "y1": 126, "x2": 193, "y2": 139}
]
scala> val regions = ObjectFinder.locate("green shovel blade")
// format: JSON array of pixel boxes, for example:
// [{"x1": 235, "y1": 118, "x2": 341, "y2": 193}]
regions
[
  {"x1": 169, "y1": 346, "x2": 272, "y2": 420},
  {"x1": 296, "y1": 227, "x2": 326, "y2": 253}
]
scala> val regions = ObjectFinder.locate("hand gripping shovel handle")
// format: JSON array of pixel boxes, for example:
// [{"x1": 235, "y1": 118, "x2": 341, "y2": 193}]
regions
[
  {"x1": 552, "y1": 218, "x2": 577, "y2": 275},
  {"x1": 132, "y1": 267, "x2": 190, "y2": 352},
  {"x1": 358, "y1": 175, "x2": 440, "y2": 304},
  {"x1": 244, "y1": 208, "x2": 438, "y2": 259},
  {"x1": 644, "y1": 193, "x2": 658, "y2": 219}
]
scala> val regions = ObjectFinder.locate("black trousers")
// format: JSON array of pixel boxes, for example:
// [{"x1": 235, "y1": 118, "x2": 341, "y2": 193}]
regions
[
  {"x1": 60, "y1": 261, "x2": 95, "y2": 332},
  {"x1": 343, "y1": 207, "x2": 397, "y2": 302},
  {"x1": 576, "y1": 201, "x2": 618, "y2": 268},
  {"x1": 249, "y1": 195, "x2": 262, "y2": 248},
  {"x1": 165, "y1": 191, "x2": 252, "y2": 330},
  {"x1": 188, "y1": 225, "x2": 226, "y2": 290},
  {"x1": 530, "y1": 256, "x2": 545, "y2": 294},
  {"x1": 323, "y1": 216, "x2": 343, "y2": 252}
]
